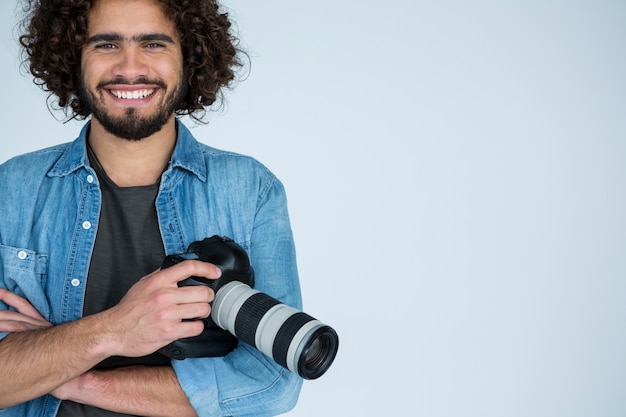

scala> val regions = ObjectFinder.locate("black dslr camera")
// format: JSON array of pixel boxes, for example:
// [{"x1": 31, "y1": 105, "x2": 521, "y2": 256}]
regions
[{"x1": 159, "y1": 235, "x2": 338, "y2": 380}]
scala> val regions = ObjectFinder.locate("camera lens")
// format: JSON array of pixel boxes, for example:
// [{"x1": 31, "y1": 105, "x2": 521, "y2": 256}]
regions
[
  {"x1": 212, "y1": 281, "x2": 339, "y2": 379},
  {"x1": 305, "y1": 338, "x2": 323, "y2": 365},
  {"x1": 298, "y1": 327, "x2": 339, "y2": 380}
]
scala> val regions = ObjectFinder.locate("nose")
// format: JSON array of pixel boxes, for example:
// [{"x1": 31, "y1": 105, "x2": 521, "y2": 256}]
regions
[{"x1": 112, "y1": 46, "x2": 148, "y2": 82}]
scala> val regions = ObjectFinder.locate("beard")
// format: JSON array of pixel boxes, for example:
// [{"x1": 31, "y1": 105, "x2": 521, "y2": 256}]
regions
[{"x1": 78, "y1": 74, "x2": 187, "y2": 141}]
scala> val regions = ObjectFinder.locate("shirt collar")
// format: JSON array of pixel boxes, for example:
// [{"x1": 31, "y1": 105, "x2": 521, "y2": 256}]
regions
[{"x1": 47, "y1": 119, "x2": 207, "y2": 182}]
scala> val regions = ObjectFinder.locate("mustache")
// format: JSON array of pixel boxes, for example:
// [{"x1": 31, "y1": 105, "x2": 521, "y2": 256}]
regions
[{"x1": 97, "y1": 77, "x2": 167, "y2": 89}]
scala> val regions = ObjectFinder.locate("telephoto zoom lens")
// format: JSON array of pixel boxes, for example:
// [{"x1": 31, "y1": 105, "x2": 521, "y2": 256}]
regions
[{"x1": 212, "y1": 281, "x2": 339, "y2": 380}]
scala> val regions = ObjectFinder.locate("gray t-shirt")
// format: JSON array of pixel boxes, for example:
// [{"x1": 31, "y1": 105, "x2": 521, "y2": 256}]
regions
[{"x1": 57, "y1": 157, "x2": 169, "y2": 417}]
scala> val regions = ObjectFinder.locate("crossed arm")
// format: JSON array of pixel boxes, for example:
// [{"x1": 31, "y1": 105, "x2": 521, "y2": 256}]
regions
[{"x1": 0, "y1": 260, "x2": 221, "y2": 416}]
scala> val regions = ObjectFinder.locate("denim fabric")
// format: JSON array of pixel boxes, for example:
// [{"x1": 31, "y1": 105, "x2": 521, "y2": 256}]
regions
[{"x1": 0, "y1": 121, "x2": 303, "y2": 416}]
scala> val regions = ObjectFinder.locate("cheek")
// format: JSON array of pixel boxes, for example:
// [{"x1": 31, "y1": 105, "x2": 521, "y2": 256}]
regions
[
  {"x1": 80, "y1": 61, "x2": 97, "y2": 88},
  {"x1": 157, "y1": 53, "x2": 184, "y2": 82},
  {"x1": 80, "y1": 55, "x2": 111, "y2": 86}
]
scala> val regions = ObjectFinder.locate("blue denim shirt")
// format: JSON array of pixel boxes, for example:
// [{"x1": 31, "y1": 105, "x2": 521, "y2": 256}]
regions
[{"x1": 0, "y1": 121, "x2": 303, "y2": 417}]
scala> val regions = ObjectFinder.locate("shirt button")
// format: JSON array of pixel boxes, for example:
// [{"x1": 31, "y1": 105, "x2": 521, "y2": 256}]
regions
[
  {"x1": 87, "y1": 175, "x2": 95, "y2": 184},
  {"x1": 82, "y1": 221, "x2": 92, "y2": 230},
  {"x1": 17, "y1": 250, "x2": 28, "y2": 260},
  {"x1": 71, "y1": 279, "x2": 81, "y2": 287}
]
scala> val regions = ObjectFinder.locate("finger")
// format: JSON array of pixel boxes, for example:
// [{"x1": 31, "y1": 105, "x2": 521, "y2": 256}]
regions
[
  {"x1": 145, "y1": 286, "x2": 213, "y2": 313},
  {"x1": 0, "y1": 311, "x2": 52, "y2": 332},
  {"x1": 175, "y1": 285, "x2": 215, "y2": 304},
  {"x1": 0, "y1": 320, "x2": 44, "y2": 332},
  {"x1": 0, "y1": 288, "x2": 47, "y2": 320},
  {"x1": 0, "y1": 310, "x2": 51, "y2": 327},
  {"x1": 175, "y1": 301, "x2": 212, "y2": 321},
  {"x1": 149, "y1": 287, "x2": 212, "y2": 320},
  {"x1": 156, "y1": 260, "x2": 222, "y2": 285},
  {"x1": 172, "y1": 319, "x2": 207, "y2": 339}
]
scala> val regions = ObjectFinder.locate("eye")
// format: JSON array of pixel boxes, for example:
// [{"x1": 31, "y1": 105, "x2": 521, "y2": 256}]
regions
[
  {"x1": 95, "y1": 43, "x2": 118, "y2": 50},
  {"x1": 145, "y1": 42, "x2": 165, "y2": 49}
]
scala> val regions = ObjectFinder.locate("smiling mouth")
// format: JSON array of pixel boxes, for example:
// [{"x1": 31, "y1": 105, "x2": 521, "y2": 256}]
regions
[{"x1": 109, "y1": 89, "x2": 156, "y2": 100}]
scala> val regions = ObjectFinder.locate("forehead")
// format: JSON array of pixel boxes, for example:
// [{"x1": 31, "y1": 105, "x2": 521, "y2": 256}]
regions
[{"x1": 87, "y1": 0, "x2": 179, "y2": 39}]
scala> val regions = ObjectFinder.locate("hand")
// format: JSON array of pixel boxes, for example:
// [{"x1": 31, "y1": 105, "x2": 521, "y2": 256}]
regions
[
  {"x1": 0, "y1": 288, "x2": 52, "y2": 332},
  {"x1": 101, "y1": 260, "x2": 221, "y2": 358}
]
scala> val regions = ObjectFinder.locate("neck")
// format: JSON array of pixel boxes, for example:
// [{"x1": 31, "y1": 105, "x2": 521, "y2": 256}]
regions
[{"x1": 87, "y1": 117, "x2": 177, "y2": 187}]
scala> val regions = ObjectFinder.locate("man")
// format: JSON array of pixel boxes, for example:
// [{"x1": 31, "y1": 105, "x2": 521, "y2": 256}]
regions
[{"x1": 0, "y1": 0, "x2": 303, "y2": 416}]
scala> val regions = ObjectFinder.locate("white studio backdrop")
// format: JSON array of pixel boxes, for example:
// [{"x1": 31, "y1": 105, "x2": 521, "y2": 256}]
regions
[{"x1": 2, "y1": 1, "x2": 626, "y2": 416}]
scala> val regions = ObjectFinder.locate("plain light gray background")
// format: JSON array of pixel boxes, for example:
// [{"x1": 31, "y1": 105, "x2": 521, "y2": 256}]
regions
[{"x1": 2, "y1": 1, "x2": 625, "y2": 416}]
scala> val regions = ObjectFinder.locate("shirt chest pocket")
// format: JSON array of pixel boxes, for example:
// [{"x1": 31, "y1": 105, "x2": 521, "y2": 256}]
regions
[{"x1": 0, "y1": 244, "x2": 51, "y2": 321}]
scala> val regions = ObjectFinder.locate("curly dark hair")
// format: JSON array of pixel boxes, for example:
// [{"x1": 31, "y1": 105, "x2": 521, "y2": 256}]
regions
[{"x1": 19, "y1": 0, "x2": 245, "y2": 122}]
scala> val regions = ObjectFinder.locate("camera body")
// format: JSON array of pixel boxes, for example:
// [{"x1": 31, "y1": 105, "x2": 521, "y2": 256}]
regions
[{"x1": 159, "y1": 235, "x2": 254, "y2": 359}]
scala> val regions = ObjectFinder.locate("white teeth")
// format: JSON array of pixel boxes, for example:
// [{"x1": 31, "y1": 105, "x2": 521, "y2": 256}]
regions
[{"x1": 111, "y1": 89, "x2": 155, "y2": 99}]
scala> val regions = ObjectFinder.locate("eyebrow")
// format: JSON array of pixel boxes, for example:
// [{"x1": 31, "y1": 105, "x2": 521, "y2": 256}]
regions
[{"x1": 85, "y1": 33, "x2": 176, "y2": 45}]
